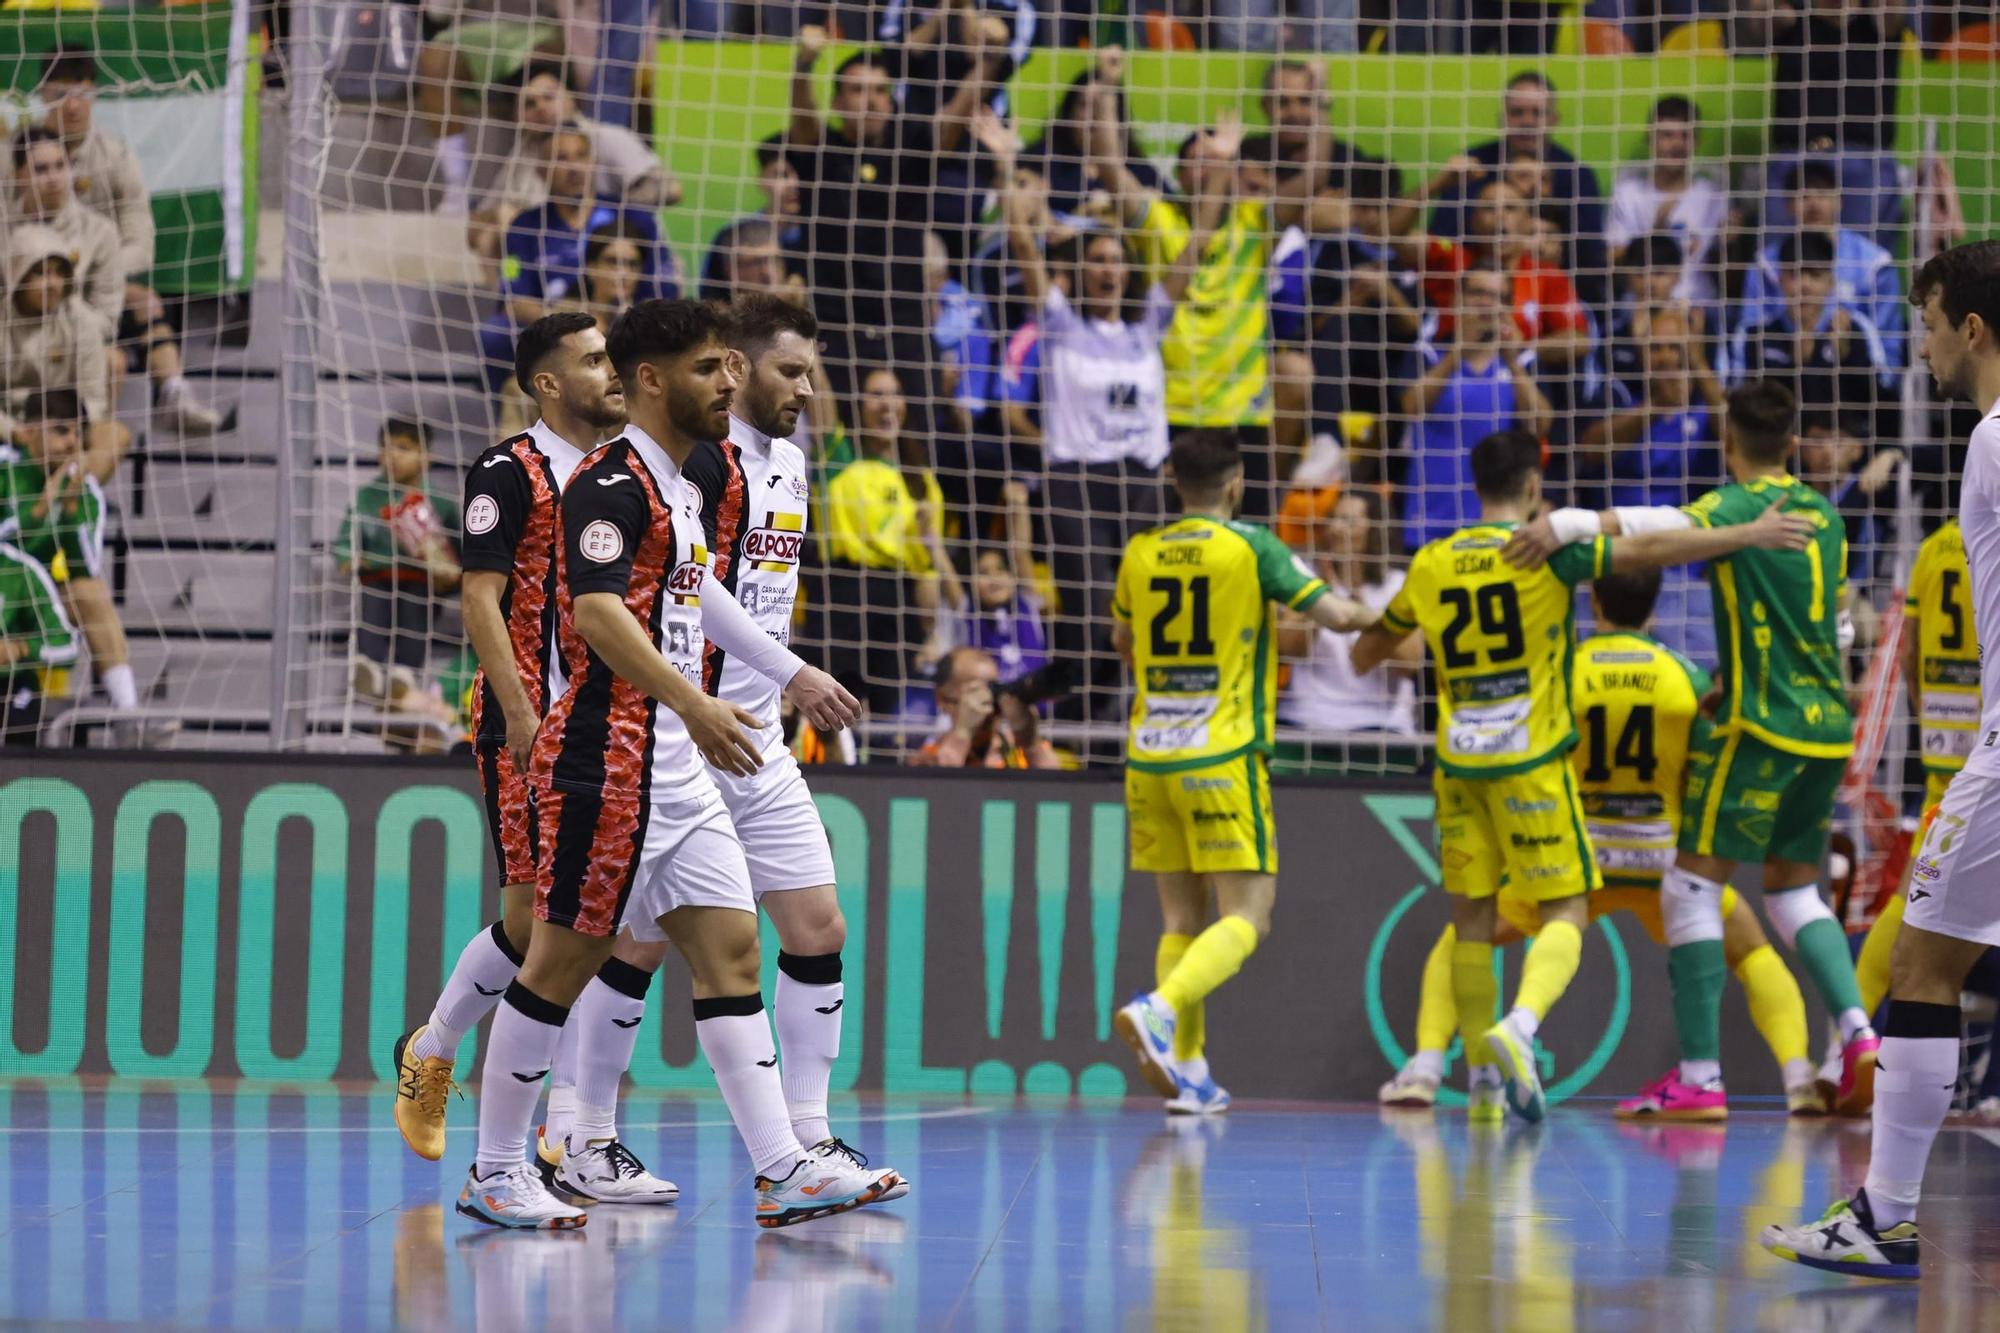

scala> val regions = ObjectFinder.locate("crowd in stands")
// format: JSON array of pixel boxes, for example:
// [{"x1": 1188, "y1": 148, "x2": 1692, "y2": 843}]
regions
[{"x1": 0, "y1": 10, "x2": 1973, "y2": 766}]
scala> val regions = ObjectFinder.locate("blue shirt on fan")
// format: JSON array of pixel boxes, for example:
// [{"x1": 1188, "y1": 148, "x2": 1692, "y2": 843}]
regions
[
  {"x1": 1403, "y1": 343, "x2": 1522, "y2": 551},
  {"x1": 500, "y1": 199, "x2": 674, "y2": 307}
]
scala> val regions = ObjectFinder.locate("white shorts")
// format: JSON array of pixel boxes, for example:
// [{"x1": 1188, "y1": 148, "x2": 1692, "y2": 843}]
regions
[
  {"x1": 710, "y1": 740, "x2": 837, "y2": 897},
  {"x1": 1907, "y1": 769, "x2": 2000, "y2": 948},
  {"x1": 622, "y1": 786, "x2": 757, "y2": 941}
]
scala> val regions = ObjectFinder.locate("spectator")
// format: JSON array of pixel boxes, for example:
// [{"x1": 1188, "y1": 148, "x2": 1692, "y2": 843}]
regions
[
  {"x1": 1022, "y1": 66, "x2": 1160, "y2": 219},
  {"x1": 1740, "y1": 160, "x2": 1905, "y2": 362},
  {"x1": 468, "y1": 60, "x2": 677, "y2": 259},
  {"x1": 475, "y1": 125, "x2": 670, "y2": 394},
  {"x1": 949, "y1": 480, "x2": 1050, "y2": 685},
  {"x1": 335, "y1": 418, "x2": 463, "y2": 730},
  {"x1": 414, "y1": 0, "x2": 569, "y2": 213},
  {"x1": 1577, "y1": 306, "x2": 1724, "y2": 510},
  {"x1": 1259, "y1": 58, "x2": 1373, "y2": 194},
  {"x1": 1428, "y1": 72, "x2": 1610, "y2": 312},
  {"x1": 1723, "y1": 231, "x2": 1896, "y2": 443},
  {"x1": 1602, "y1": 233, "x2": 1720, "y2": 401},
  {"x1": 1606, "y1": 96, "x2": 1726, "y2": 303},
  {"x1": 0, "y1": 535, "x2": 77, "y2": 745},
  {"x1": 1758, "y1": 0, "x2": 1908, "y2": 244},
  {"x1": 985, "y1": 107, "x2": 1220, "y2": 708},
  {"x1": 1435, "y1": 177, "x2": 1592, "y2": 373},
  {"x1": 876, "y1": 0, "x2": 1034, "y2": 125},
  {"x1": 925, "y1": 230, "x2": 998, "y2": 443},
  {"x1": 1, "y1": 227, "x2": 127, "y2": 470},
  {"x1": 1399, "y1": 263, "x2": 1554, "y2": 549},
  {"x1": 1089, "y1": 79, "x2": 1278, "y2": 517},
  {"x1": 1798, "y1": 411, "x2": 1893, "y2": 584},
  {"x1": 785, "y1": 26, "x2": 1005, "y2": 370},
  {"x1": 699, "y1": 133, "x2": 806, "y2": 303},
  {"x1": 0, "y1": 389, "x2": 142, "y2": 736},
  {"x1": 492, "y1": 215, "x2": 649, "y2": 433},
  {"x1": 1277, "y1": 487, "x2": 1418, "y2": 735},
  {"x1": 910, "y1": 645, "x2": 1061, "y2": 768},
  {"x1": 1205, "y1": 0, "x2": 1358, "y2": 51},
  {"x1": 821, "y1": 366, "x2": 954, "y2": 712}
]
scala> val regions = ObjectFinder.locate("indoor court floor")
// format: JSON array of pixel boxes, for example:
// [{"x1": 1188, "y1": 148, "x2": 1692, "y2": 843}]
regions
[{"x1": 5, "y1": 1081, "x2": 2000, "y2": 1331}]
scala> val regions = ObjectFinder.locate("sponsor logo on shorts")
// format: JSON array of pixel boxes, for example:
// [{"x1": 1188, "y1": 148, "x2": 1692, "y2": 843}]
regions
[
  {"x1": 1520, "y1": 862, "x2": 1570, "y2": 880},
  {"x1": 1912, "y1": 854, "x2": 1943, "y2": 882},
  {"x1": 1510, "y1": 832, "x2": 1563, "y2": 849},
  {"x1": 1191, "y1": 810, "x2": 1238, "y2": 824},
  {"x1": 1181, "y1": 777, "x2": 1230, "y2": 792},
  {"x1": 1740, "y1": 789, "x2": 1782, "y2": 813},
  {"x1": 1505, "y1": 797, "x2": 1557, "y2": 815},
  {"x1": 465, "y1": 494, "x2": 500, "y2": 534},
  {"x1": 1441, "y1": 847, "x2": 1476, "y2": 871},
  {"x1": 1197, "y1": 839, "x2": 1246, "y2": 853}
]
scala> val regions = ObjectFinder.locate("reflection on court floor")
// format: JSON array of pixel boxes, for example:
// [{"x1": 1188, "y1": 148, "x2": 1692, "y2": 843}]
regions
[{"x1": 3, "y1": 1083, "x2": 1998, "y2": 1330}]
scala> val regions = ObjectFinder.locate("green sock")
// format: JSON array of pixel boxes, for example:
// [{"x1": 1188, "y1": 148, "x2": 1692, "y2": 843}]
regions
[
  {"x1": 1667, "y1": 940, "x2": 1727, "y2": 1063},
  {"x1": 1792, "y1": 917, "x2": 1866, "y2": 1017}
]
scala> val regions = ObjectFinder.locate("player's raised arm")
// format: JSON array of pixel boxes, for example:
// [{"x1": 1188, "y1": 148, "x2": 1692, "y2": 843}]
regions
[{"x1": 1605, "y1": 499, "x2": 1814, "y2": 573}]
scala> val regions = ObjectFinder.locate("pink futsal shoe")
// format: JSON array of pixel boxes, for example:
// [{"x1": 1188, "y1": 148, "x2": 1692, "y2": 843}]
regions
[
  {"x1": 1614, "y1": 1069, "x2": 1728, "y2": 1122},
  {"x1": 1836, "y1": 1031, "x2": 1881, "y2": 1117}
]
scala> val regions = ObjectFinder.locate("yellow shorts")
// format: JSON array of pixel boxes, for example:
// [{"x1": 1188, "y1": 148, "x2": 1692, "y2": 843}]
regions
[
  {"x1": 1924, "y1": 769, "x2": 1957, "y2": 811},
  {"x1": 1434, "y1": 759, "x2": 1600, "y2": 902},
  {"x1": 1499, "y1": 881, "x2": 1743, "y2": 945},
  {"x1": 1127, "y1": 752, "x2": 1276, "y2": 876}
]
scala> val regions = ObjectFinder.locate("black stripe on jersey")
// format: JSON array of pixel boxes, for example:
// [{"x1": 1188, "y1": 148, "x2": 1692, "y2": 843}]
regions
[{"x1": 701, "y1": 440, "x2": 753, "y2": 699}]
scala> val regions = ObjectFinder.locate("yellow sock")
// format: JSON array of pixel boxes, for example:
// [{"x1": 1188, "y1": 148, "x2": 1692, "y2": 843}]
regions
[
  {"x1": 1417, "y1": 925, "x2": 1458, "y2": 1055},
  {"x1": 1157, "y1": 933, "x2": 1204, "y2": 1062},
  {"x1": 1512, "y1": 919, "x2": 1583, "y2": 1022},
  {"x1": 1156, "y1": 916, "x2": 1259, "y2": 1015},
  {"x1": 1856, "y1": 891, "x2": 1903, "y2": 1019},
  {"x1": 1735, "y1": 943, "x2": 1809, "y2": 1070},
  {"x1": 1452, "y1": 940, "x2": 1498, "y2": 1067}
]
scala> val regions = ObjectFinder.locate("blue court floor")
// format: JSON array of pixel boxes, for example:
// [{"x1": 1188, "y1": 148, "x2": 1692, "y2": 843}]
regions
[{"x1": 5, "y1": 1082, "x2": 2000, "y2": 1331}]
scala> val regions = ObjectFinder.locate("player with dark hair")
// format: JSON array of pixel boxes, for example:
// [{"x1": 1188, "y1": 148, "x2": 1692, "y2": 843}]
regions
[
  {"x1": 1359, "y1": 430, "x2": 1811, "y2": 1123},
  {"x1": 1763, "y1": 239, "x2": 2000, "y2": 1279},
  {"x1": 1109, "y1": 429, "x2": 1376, "y2": 1114},
  {"x1": 1508, "y1": 380, "x2": 1879, "y2": 1123},
  {"x1": 457, "y1": 299, "x2": 883, "y2": 1230}
]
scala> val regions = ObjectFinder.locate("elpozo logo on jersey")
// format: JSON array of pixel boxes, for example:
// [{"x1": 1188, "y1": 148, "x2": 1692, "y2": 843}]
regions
[
  {"x1": 744, "y1": 512, "x2": 806, "y2": 571},
  {"x1": 668, "y1": 560, "x2": 705, "y2": 600}
]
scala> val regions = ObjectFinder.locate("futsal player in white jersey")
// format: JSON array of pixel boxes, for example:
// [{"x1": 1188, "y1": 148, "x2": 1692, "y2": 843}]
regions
[
  {"x1": 541, "y1": 294, "x2": 907, "y2": 1203},
  {"x1": 1764, "y1": 239, "x2": 2000, "y2": 1280}
]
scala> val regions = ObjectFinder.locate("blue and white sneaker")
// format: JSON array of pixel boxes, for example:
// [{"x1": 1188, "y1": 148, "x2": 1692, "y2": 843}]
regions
[
  {"x1": 1760, "y1": 1190, "x2": 1922, "y2": 1280},
  {"x1": 1113, "y1": 992, "x2": 1181, "y2": 1098},
  {"x1": 1164, "y1": 1071, "x2": 1231, "y2": 1116}
]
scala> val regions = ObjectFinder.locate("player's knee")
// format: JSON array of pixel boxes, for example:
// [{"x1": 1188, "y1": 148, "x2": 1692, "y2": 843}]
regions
[
  {"x1": 776, "y1": 896, "x2": 846, "y2": 956},
  {"x1": 1762, "y1": 886, "x2": 1833, "y2": 951},
  {"x1": 499, "y1": 895, "x2": 535, "y2": 958},
  {"x1": 1660, "y1": 867, "x2": 1727, "y2": 948},
  {"x1": 690, "y1": 918, "x2": 762, "y2": 995}
]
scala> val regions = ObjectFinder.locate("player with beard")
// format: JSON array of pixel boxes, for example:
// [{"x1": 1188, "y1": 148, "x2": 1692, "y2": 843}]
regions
[{"x1": 539, "y1": 294, "x2": 907, "y2": 1203}]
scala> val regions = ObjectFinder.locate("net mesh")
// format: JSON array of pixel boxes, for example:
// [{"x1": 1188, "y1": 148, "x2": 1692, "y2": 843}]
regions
[{"x1": 0, "y1": 5, "x2": 1994, "y2": 782}]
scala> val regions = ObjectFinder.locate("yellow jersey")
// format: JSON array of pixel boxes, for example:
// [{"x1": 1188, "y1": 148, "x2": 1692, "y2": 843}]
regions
[
  {"x1": 1380, "y1": 522, "x2": 1610, "y2": 778},
  {"x1": 1135, "y1": 198, "x2": 1272, "y2": 428},
  {"x1": 1113, "y1": 515, "x2": 1326, "y2": 771},
  {"x1": 822, "y1": 457, "x2": 943, "y2": 572},
  {"x1": 1905, "y1": 518, "x2": 1980, "y2": 776},
  {"x1": 1571, "y1": 630, "x2": 1710, "y2": 887}
]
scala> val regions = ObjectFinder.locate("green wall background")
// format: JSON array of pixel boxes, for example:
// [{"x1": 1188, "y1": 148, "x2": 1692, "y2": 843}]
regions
[{"x1": 655, "y1": 42, "x2": 1997, "y2": 269}]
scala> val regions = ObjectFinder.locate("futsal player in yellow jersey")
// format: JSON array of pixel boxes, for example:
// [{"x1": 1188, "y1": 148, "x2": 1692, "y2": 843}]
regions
[
  {"x1": 1352, "y1": 432, "x2": 1814, "y2": 1121},
  {"x1": 1110, "y1": 430, "x2": 1376, "y2": 1113},
  {"x1": 1377, "y1": 568, "x2": 1821, "y2": 1116}
]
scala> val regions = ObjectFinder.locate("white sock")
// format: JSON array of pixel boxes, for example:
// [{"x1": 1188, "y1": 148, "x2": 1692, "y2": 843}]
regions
[
  {"x1": 774, "y1": 953, "x2": 843, "y2": 1148},
  {"x1": 414, "y1": 921, "x2": 521, "y2": 1062},
  {"x1": 475, "y1": 982, "x2": 570, "y2": 1176},
  {"x1": 1864, "y1": 1011, "x2": 1963, "y2": 1227},
  {"x1": 436, "y1": 131, "x2": 470, "y2": 184},
  {"x1": 1838, "y1": 1006, "x2": 1875, "y2": 1043},
  {"x1": 102, "y1": 663, "x2": 138, "y2": 710},
  {"x1": 1679, "y1": 1058, "x2": 1722, "y2": 1086},
  {"x1": 1507, "y1": 1006, "x2": 1540, "y2": 1042},
  {"x1": 1178, "y1": 1055, "x2": 1211, "y2": 1085},
  {"x1": 696, "y1": 996, "x2": 805, "y2": 1179},
  {"x1": 1410, "y1": 1049, "x2": 1445, "y2": 1081},
  {"x1": 569, "y1": 959, "x2": 652, "y2": 1146},
  {"x1": 1783, "y1": 1057, "x2": 1816, "y2": 1089},
  {"x1": 543, "y1": 1084, "x2": 576, "y2": 1152}
]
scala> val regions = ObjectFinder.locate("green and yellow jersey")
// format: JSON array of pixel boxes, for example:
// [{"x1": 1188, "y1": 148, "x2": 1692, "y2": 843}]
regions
[
  {"x1": 1380, "y1": 523, "x2": 1610, "y2": 778},
  {"x1": 1134, "y1": 198, "x2": 1272, "y2": 428},
  {"x1": 1113, "y1": 515, "x2": 1325, "y2": 772},
  {"x1": 1571, "y1": 630, "x2": 1711, "y2": 887},
  {"x1": 1904, "y1": 518, "x2": 1979, "y2": 778},
  {"x1": 1681, "y1": 475, "x2": 1853, "y2": 759}
]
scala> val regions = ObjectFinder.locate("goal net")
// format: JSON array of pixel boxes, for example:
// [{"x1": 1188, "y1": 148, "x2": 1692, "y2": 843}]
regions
[{"x1": 0, "y1": 3, "x2": 1991, "y2": 784}]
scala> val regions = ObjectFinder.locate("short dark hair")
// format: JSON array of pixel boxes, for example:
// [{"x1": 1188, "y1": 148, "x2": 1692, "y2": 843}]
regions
[
  {"x1": 1239, "y1": 133, "x2": 1276, "y2": 166},
  {"x1": 1469, "y1": 430, "x2": 1543, "y2": 502},
  {"x1": 1786, "y1": 159, "x2": 1839, "y2": 194},
  {"x1": 1506, "y1": 70, "x2": 1554, "y2": 94},
  {"x1": 19, "y1": 387, "x2": 82, "y2": 424},
  {"x1": 516, "y1": 58, "x2": 575, "y2": 92},
  {"x1": 1776, "y1": 230, "x2": 1836, "y2": 271},
  {"x1": 1261, "y1": 57, "x2": 1318, "y2": 93},
  {"x1": 834, "y1": 50, "x2": 885, "y2": 80},
  {"x1": 1621, "y1": 232, "x2": 1684, "y2": 274},
  {"x1": 584, "y1": 216, "x2": 651, "y2": 268},
  {"x1": 755, "y1": 131, "x2": 788, "y2": 170},
  {"x1": 11, "y1": 124, "x2": 63, "y2": 174},
  {"x1": 379, "y1": 416, "x2": 430, "y2": 448},
  {"x1": 513, "y1": 310, "x2": 599, "y2": 396},
  {"x1": 1910, "y1": 239, "x2": 2000, "y2": 334},
  {"x1": 1175, "y1": 129, "x2": 1206, "y2": 165},
  {"x1": 607, "y1": 298, "x2": 726, "y2": 379},
  {"x1": 727, "y1": 292, "x2": 817, "y2": 359},
  {"x1": 40, "y1": 46, "x2": 98, "y2": 86},
  {"x1": 1592, "y1": 568, "x2": 1662, "y2": 630},
  {"x1": 1726, "y1": 380, "x2": 1798, "y2": 464},
  {"x1": 935, "y1": 644, "x2": 997, "y2": 693},
  {"x1": 1651, "y1": 94, "x2": 1697, "y2": 124},
  {"x1": 1168, "y1": 428, "x2": 1243, "y2": 499}
]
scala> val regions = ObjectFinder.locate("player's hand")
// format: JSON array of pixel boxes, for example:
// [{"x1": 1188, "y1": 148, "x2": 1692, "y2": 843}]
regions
[
  {"x1": 970, "y1": 106, "x2": 1021, "y2": 165},
  {"x1": 1745, "y1": 501, "x2": 1816, "y2": 552},
  {"x1": 1094, "y1": 44, "x2": 1125, "y2": 86},
  {"x1": 1500, "y1": 515, "x2": 1561, "y2": 570},
  {"x1": 687, "y1": 695, "x2": 765, "y2": 777},
  {"x1": 504, "y1": 704, "x2": 541, "y2": 772},
  {"x1": 1698, "y1": 676, "x2": 1724, "y2": 719},
  {"x1": 784, "y1": 665, "x2": 861, "y2": 732},
  {"x1": 33, "y1": 459, "x2": 81, "y2": 522},
  {"x1": 796, "y1": 24, "x2": 827, "y2": 67},
  {"x1": 953, "y1": 680, "x2": 996, "y2": 739}
]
